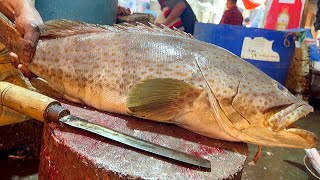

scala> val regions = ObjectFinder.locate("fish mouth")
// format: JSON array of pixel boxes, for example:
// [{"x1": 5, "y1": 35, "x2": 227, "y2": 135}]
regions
[
  {"x1": 264, "y1": 103, "x2": 318, "y2": 148},
  {"x1": 267, "y1": 103, "x2": 314, "y2": 132},
  {"x1": 283, "y1": 128, "x2": 319, "y2": 148},
  {"x1": 236, "y1": 103, "x2": 318, "y2": 148}
]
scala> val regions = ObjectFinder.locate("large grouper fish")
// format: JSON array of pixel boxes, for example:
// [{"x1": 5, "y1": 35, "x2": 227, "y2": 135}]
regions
[{"x1": 0, "y1": 18, "x2": 318, "y2": 148}]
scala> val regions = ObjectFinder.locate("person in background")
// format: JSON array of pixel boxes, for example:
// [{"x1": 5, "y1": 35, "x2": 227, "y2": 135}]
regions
[
  {"x1": 243, "y1": 17, "x2": 251, "y2": 27},
  {"x1": 0, "y1": 0, "x2": 43, "y2": 77},
  {"x1": 220, "y1": 0, "x2": 243, "y2": 26},
  {"x1": 141, "y1": 2, "x2": 157, "y2": 19},
  {"x1": 156, "y1": 0, "x2": 197, "y2": 35},
  {"x1": 315, "y1": 0, "x2": 320, "y2": 41},
  {"x1": 249, "y1": 5, "x2": 265, "y2": 28}
]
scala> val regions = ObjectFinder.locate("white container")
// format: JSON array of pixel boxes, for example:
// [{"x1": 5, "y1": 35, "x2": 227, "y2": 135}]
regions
[{"x1": 304, "y1": 154, "x2": 320, "y2": 180}]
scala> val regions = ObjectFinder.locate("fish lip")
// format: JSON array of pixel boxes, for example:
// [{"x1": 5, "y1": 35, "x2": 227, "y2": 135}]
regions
[
  {"x1": 284, "y1": 128, "x2": 319, "y2": 148},
  {"x1": 268, "y1": 103, "x2": 314, "y2": 132}
]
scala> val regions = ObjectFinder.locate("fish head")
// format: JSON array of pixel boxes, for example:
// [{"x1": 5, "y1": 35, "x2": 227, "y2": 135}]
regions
[
  {"x1": 187, "y1": 43, "x2": 317, "y2": 148},
  {"x1": 227, "y1": 71, "x2": 318, "y2": 148}
]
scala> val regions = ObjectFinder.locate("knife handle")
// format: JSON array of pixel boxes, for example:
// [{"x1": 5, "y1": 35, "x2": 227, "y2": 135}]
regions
[{"x1": 0, "y1": 81, "x2": 69, "y2": 122}]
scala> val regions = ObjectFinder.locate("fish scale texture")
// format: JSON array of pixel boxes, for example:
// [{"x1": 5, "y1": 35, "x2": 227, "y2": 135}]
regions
[
  {"x1": 27, "y1": 28, "x2": 317, "y2": 148},
  {"x1": 31, "y1": 33, "x2": 203, "y2": 112}
]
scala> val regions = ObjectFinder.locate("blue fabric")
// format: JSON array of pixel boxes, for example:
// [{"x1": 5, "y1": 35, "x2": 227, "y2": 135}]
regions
[{"x1": 193, "y1": 23, "x2": 296, "y2": 85}]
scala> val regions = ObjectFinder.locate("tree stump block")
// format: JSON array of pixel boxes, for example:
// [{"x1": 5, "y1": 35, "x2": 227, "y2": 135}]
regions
[{"x1": 39, "y1": 102, "x2": 248, "y2": 180}]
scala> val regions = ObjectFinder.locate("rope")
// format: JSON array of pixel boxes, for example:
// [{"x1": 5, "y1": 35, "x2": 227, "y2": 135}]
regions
[{"x1": 283, "y1": 32, "x2": 295, "y2": 47}]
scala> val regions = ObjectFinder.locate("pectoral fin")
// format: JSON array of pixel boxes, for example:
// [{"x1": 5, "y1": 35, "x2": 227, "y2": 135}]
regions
[{"x1": 126, "y1": 78, "x2": 203, "y2": 122}]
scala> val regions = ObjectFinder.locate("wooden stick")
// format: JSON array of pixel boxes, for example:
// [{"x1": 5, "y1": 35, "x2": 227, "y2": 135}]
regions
[{"x1": 0, "y1": 81, "x2": 59, "y2": 122}]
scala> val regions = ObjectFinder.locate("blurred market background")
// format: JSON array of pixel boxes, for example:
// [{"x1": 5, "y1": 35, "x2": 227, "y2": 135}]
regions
[{"x1": 1, "y1": 0, "x2": 320, "y2": 179}]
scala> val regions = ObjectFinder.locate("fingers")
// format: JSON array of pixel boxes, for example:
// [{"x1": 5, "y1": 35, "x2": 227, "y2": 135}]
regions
[
  {"x1": 10, "y1": 52, "x2": 19, "y2": 69},
  {"x1": 14, "y1": 4, "x2": 43, "y2": 63},
  {"x1": 18, "y1": 64, "x2": 36, "y2": 78},
  {"x1": 20, "y1": 24, "x2": 40, "y2": 63},
  {"x1": 10, "y1": 52, "x2": 36, "y2": 78}
]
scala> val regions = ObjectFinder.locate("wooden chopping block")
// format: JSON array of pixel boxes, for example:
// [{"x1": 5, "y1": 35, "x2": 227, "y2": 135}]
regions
[{"x1": 39, "y1": 101, "x2": 248, "y2": 180}]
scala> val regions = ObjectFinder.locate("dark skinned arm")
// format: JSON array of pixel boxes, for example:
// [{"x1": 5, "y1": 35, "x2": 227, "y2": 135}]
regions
[
  {"x1": 0, "y1": 0, "x2": 43, "y2": 77},
  {"x1": 163, "y1": 1, "x2": 185, "y2": 26}
]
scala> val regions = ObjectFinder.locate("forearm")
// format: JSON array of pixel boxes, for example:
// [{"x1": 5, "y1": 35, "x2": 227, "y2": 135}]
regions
[
  {"x1": 164, "y1": 2, "x2": 185, "y2": 26},
  {"x1": 0, "y1": 0, "x2": 34, "y2": 21}
]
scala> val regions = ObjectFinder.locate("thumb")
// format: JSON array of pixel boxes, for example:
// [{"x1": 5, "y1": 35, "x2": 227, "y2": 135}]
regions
[
  {"x1": 20, "y1": 24, "x2": 40, "y2": 63},
  {"x1": 18, "y1": 64, "x2": 36, "y2": 78}
]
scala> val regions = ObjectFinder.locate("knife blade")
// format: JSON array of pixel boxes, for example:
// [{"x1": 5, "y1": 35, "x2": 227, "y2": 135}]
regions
[
  {"x1": 60, "y1": 114, "x2": 211, "y2": 168},
  {"x1": 0, "y1": 81, "x2": 211, "y2": 169}
]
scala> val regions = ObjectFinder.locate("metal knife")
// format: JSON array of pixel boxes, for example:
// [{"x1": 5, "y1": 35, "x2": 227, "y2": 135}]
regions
[{"x1": 0, "y1": 81, "x2": 211, "y2": 169}]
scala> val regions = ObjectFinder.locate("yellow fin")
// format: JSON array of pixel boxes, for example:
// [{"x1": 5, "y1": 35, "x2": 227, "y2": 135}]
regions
[
  {"x1": 40, "y1": 19, "x2": 109, "y2": 39},
  {"x1": 0, "y1": 43, "x2": 11, "y2": 64},
  {"x1": 126, "y1": 78, "x2": 203, "y2": 121}
]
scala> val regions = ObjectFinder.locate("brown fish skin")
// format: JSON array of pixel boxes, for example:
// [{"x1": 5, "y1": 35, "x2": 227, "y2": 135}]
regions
[{"x1": 0, "y1": 19, "x2": 317, "y2": 148}]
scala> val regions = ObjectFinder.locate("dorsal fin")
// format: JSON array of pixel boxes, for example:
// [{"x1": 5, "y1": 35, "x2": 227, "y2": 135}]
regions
[
  {"x1": 40, "y1": 19, "x2": 115, "y2": 39},
  {"x1": 40, "y1": 19, "x2": 195, "y2": 40},
  {"x1": 149, "y1": 23, "x2": 163, "y2": 31},
  {"x1": 117, "y1": 22, "x2": 195, "y2": 39}
]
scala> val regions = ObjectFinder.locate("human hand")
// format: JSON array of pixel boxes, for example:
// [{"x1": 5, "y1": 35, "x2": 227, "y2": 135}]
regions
[
  {"x1": 9, "y1": 1, "x2": 43, "y2": 77},
  {"x1": 14, "y1": 3, "x2": 43, "y2": 61},
  {"x1": 10, "y1": 52, "x2": 36, "y2": 78}
]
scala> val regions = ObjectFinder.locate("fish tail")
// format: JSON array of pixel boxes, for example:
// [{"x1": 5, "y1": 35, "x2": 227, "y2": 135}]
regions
[{"x1": 0, "y1": 17, "x2": 23, "y2": 56}]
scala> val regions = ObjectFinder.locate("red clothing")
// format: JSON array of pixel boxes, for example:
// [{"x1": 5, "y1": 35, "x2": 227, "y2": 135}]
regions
[{"x1": 220, "y1": 6, "x2": 243, "y2": 26}]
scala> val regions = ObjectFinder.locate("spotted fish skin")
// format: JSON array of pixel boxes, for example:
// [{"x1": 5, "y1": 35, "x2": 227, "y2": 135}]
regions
[
  {"x1": 0, "y1": 19, "x2": 318, "y2": 148},
  {"x1": 30, "y1": 32, "x2": 204, "y2": 113}
]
